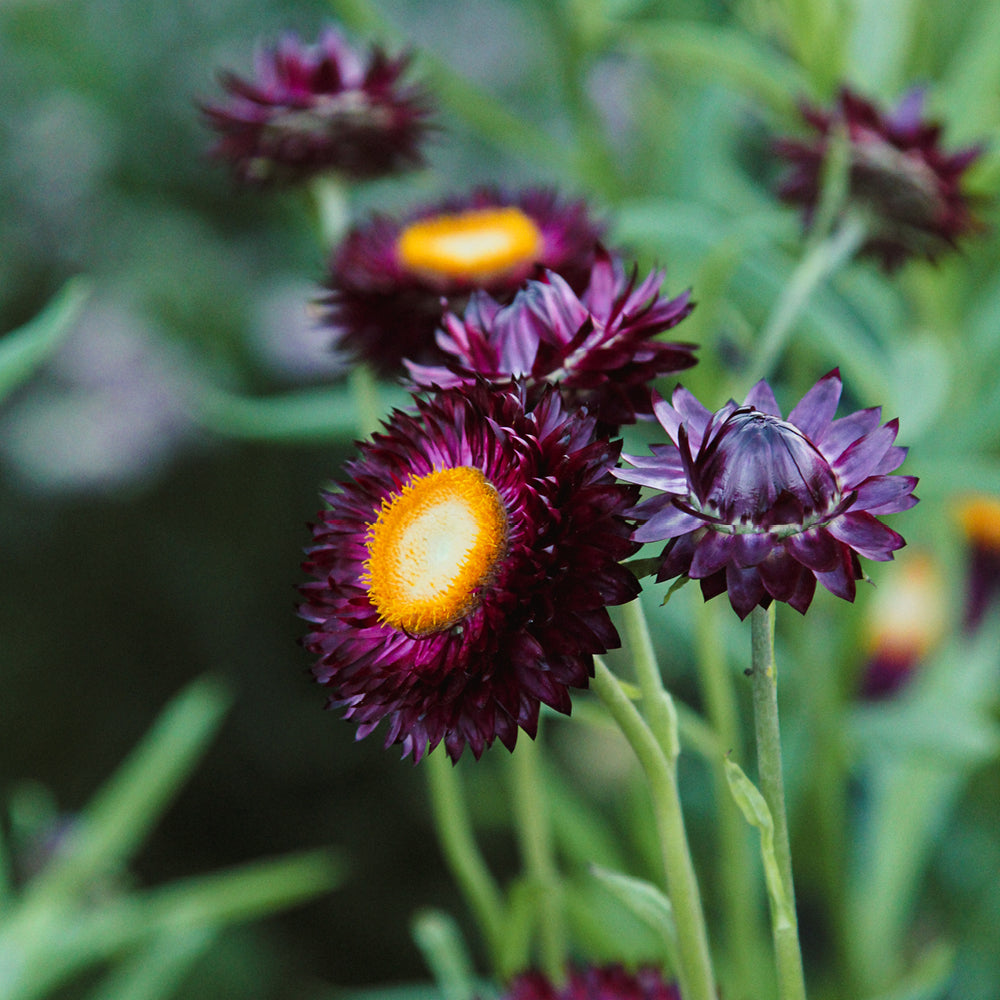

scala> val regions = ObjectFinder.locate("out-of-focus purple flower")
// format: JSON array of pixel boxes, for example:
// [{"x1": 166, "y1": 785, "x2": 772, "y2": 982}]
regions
[
  {"x1": 322, "y1": 187, "x2": 605, "y2": 376},
  {"x1": 406, "y1": 245, "x2": 697, "y2": 431},
  {"x1": 0, "y1": 299, "x2": 200, "y2": 495},
  {"x1": 775, "y1": 87, "x2": 983, "y2": 270},
  {"x1": 504, "y1": 964, "x2": 680, "y2": 1000},
  {"x1": 298, "y1": 380, "x2": 639, "y2": 762},
  {"x1": 618, "y1": 369, "x2": 918, "y2": 619},
  {"x1": 201, "y1": 26, "x2": 434, "y2": 184},
  {"x1": 955, "y1": 494, "x2": 1000, "y2": 631}
]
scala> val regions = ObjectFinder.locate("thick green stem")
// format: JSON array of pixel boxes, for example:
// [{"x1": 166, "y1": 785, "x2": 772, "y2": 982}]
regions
[
  {"x1": 749, "y1": 606, "x2": 807, "y2": 1000},
  {"x1": 748, "y1": 215, "x2": 867, "y2": 380},
  {"x1": 425, "y1": 749, "x2": 506, "y2": 975},
  {"x1": 591, "y1": 658, "x2": 716, "y2": 1000},
  {"x1": 696, "y1": 601, "x2": 773, "y2": 995},
  {"x1": 510, "y1": 731, "x2": 565, "y2": 982}
]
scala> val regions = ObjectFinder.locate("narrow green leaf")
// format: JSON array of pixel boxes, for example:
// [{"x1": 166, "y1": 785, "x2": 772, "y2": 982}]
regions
[
  {"x1": 588, "y1": 865, "x2": 677, "y2": 943},
  {"x1": 192, "y1": 382, "x2": 410, "y2": 442},
  {"x1": 0, "y1": 278, "x2": 90, "y2": 404},
  {"x1": 411, "y1": 910, "x2": 477, "y2": 1000},
  {"x1": 724, "y1": 758, "x2": 794, "y2": 932},
  {"x1": 20, "y1": 677, "x2": 231, "y2": 913},
  {"x1": 80, "y1": 927, "x2": 216, "y2": 1000}
]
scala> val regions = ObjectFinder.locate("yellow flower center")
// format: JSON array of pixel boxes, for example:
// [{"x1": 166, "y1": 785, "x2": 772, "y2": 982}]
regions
[
  {"x1": 396, "y1": 207, "x2": 543, "y2": 284},
  {"x1": 363, "y1": 466, "x2": 509, "y2": 635},
  {"x1": 955, "y1": 494, "x2": 1000, "y2": 552}
]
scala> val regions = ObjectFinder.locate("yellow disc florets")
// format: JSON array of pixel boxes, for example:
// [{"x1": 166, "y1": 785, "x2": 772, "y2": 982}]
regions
[
  {"x1": 363, "y1": 466, "x2": 509, "y2": 634},
  {"x1": 396, "y1": 206, "x2": 543, "y2": 284}
]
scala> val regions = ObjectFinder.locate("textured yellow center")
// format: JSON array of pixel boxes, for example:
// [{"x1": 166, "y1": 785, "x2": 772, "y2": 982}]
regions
[
  {"x1": 364, "y1": 467, "x2": 508, "y2": 634},
  {"x1": 956, "y1": 495, "x2": 1000, "y2": 551},
  {"x1": 396, "y1": 207, "x2": 543, "y2": 283}
]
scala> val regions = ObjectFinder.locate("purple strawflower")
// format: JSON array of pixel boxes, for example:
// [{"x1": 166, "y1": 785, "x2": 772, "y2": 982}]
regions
[
  {"x1": 201, "y1": 26, "x2": 434, "y2": 184},
  {"x1": 322, "y1": 187, "x2": 605, "y2": 375},
  {"x1": 406, "y1": 245, "x2": 697, "y2": 431},
  {"x1": 617, "y1": 369, "x2": 918, "y2": 619},
  {"x1": 299, "y1": 381, "x2": 640, "y2": 761},
  {"x1": 505, "y1": 965, "x2": 680, "y2": 1000},
  {"x1": 775, "y1": 86, "x2": 982, "y2": 270}
]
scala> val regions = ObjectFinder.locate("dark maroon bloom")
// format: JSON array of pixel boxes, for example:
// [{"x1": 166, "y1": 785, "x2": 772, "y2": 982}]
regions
[
  {"x1": 299, "y1": 381, "x2": 640, "y2": 761},
  {"x1": 505, "y1": 965, "x2": 680, "y2": 1000},
  {"x1": 775, "y1": 86, "x2": 982, "y2": 269},
  {"x1": 323, "y1": 187, "x2": 605, "y2": 375},
  {"x1": 618, "y1": 369, "x2": 918, "y2": 619},
  {"x1": 858, "y1": 553, "x2": 944, "y2": 698},
  {"x1": 955, "y1": 494, "x2": 1000, "y2": 631},
  {"x1": 406, "y1": 245, "x2": 697, "y2": 430},
  {"x1": 201, "y1": 26, "x2": 434, "y2": 184}
]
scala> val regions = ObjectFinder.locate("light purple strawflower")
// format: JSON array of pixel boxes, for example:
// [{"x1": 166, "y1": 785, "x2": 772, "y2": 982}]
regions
[
  {"x1": 775, "y1": 86, "x2": 983, "y2": 270},
  {"x1": 406, "y1": 245, "x2": 697, "y2": 431},
  {"x1": 299, "y1": 380, "x2": 640, "y2": 762},
  {"x1": 201, "y1": 25, "x2": 434, "y2": 184},
  {"x1": 617, "y1": 369, "x2": 918, "y2": 619}
]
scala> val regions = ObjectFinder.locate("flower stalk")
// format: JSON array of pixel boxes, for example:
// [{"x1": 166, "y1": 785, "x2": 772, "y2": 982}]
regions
[
  {"x1": 749, "y1": 605, "x2": 807, "y2": 1000},
  {"x1": 426, "y1": 748, "x2": 507, "y2": 974},
  {"x1": 591, "y1": 657, "x2": 716, "y2": 1000}
]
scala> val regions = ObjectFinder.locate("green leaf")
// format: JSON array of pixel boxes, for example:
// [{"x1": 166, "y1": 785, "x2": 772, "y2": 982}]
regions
[
  {"x1": 0, "y1": 278, "x2": 90, "y2": 405},
  {"x1": 617, "y1": 22, "x2": 807, "y2": 117},
  {"x1": 411, "y1": 910, "x2": 477, "y2": 1000},
  {"x1": 191, "y1": 382, "x2": 409, "y2": 442},
  {"x1": 587, "y1": 865, "x2": 678, "y2": 965},
  {"x1": 80, "y1": 928, "x2": 216, "y2": 1000},
  {"x1": 20, "y1": 677, "x2": 231, "y2": 913},
  {"x1": 724, "y1": 758, "x2": 794, "y2": 932}
]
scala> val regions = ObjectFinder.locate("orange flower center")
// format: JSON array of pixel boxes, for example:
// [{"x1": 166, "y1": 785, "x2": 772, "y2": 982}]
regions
[
  {"x1": 363, "y1": 466, "x2": 509, "y2": 635},
  {"x1": 956, "y1": 494, "x2": 1000, "y2": 552},
  {"x1": 396, "y1": 207, "x2": 543, "y2": 284}
]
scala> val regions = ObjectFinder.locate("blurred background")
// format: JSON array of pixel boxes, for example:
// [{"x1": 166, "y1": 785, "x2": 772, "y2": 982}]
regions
[{"x1": 3, "y1": 0, "x2": 1000, "y2": 998}]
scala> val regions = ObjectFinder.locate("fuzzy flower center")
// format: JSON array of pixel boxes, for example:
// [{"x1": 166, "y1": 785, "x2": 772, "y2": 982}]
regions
[
  {"x1": 396, "y1": 207, "x2": 543, "y2": 283},
  {"x1": 364, "y1": 466, "x2": 509, "y2": 634}
]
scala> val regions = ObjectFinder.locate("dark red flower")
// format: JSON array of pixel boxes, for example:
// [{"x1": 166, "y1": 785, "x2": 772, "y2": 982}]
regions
[
  {"x1": 618, "y1": 369, "x2": 918, "y2": 619},
  {"x1": 505, "y1": 965, "x2": 680, "y2": 1000},
  {"x1": 323, "y1": 187, "x2": 605, "y2": 375},
  {"x1": 201, "y1": 26, "x2": 434, "y2": 184},
  {"x1": 406, "y1": 245, "x2": 697, "y2": 431},
  {"x1": 299, "y1": 381, "x2": 640, "y2": 761},
  {"x1": 775, "y1": 87, "x2": 982, "y2": 269},
  {"x1": 955, "y1": 494, "x2": 1000, "y2": 631}
]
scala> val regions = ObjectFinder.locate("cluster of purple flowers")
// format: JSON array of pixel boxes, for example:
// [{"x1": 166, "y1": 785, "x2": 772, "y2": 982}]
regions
[{"x1": 195, "y1": 26, "x2": 990, "y2": 766}]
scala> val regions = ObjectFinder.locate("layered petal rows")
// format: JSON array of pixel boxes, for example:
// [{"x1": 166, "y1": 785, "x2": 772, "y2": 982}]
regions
[{"x1": 618, "y1": 369, "x2": 918, "y2": 618}]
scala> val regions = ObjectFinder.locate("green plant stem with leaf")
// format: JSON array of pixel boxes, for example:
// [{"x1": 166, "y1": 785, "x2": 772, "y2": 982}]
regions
[
  {"x1": 590, "y1": 657, "x2": 716, "y2": 1000},
  {"x1": 749, "y1": 605, "x2": 808, "y2": 1000}
]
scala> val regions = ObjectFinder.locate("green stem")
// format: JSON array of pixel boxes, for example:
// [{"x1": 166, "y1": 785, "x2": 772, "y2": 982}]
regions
[
  {"x1": 695, "y1": 601, "x2": 773, "y2": 996},
  {"x1": 591, "y1": 658, "x2": 716, "y2": 1000},
  {"x1": 425, "y1": 749, "x2": 507, "y2": 975},
  {"x1": 748, "y1": 214, "x2": 867, "y2": 380},
  {"x1": 749, "y1": 606, "x2": 807, "y2": 1000},
  {"x1": 310, "y1": 175, "x2": 351, "y2": 250},
  {"x1": 349, "y1": 363, "x2": 383, "y2": 439},
  {"x1": 510, "y1": 731, "x2": 565, "y2": 982}
]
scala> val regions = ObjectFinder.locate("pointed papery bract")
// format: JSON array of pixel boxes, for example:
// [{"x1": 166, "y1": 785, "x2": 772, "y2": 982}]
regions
[
  {"x1": 201, "y1": 25, "x2": 435, "y2": 184},
  {"x1": 504, "y1": 964, "x2": 681, "y2": 1000},
  {"x1": 408, "y1": 245, "x2": 697, "y2": 431},
  {"x1": 775, "y1": 86, "x2": 984, "y2": 269},
  {"x1": 299, "y1": 380, "x2": 640, "y2": 761},
  {"x1": 618, "y1": 370, "x2": 918, "y2": 618}
]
